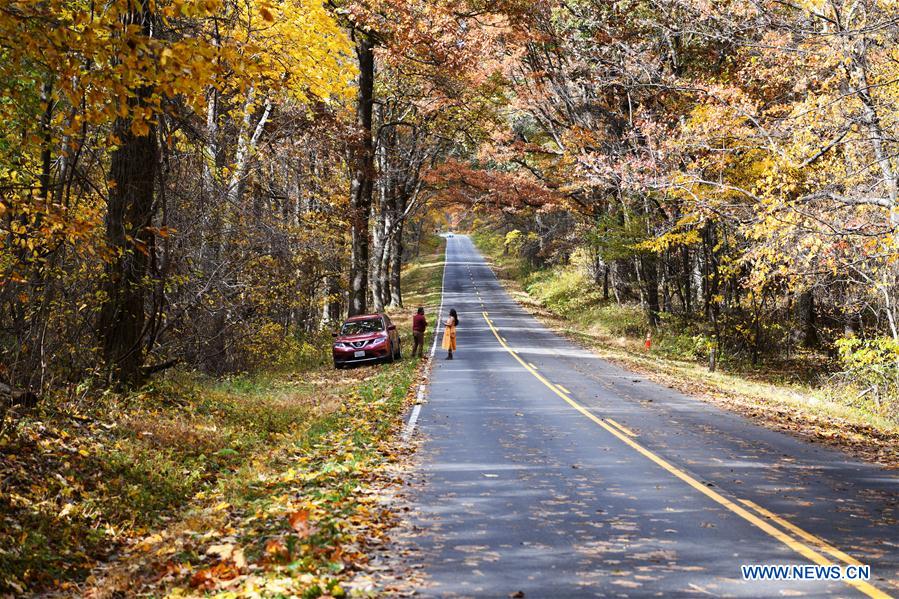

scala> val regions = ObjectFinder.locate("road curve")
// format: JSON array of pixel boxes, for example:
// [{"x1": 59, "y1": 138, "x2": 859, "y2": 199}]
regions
[{"x1": 403, "y1": 234, "x2": 898, "y2": 598}]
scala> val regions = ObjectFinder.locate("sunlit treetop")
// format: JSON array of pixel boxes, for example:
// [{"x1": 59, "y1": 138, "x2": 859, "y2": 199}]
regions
[{"x1": 0, "y1": 0, "x2": 354, "y2": 139}]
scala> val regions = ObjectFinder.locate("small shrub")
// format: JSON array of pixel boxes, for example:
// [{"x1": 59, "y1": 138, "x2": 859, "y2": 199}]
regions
[
  {"x1": 504, "y1": 229, "x2": 523, "y2": 251},
  {"x1": 597, "y1": 304, "x2": 645, "y2": 337},
  {"x1": 834, "y1": 336, "x2": 899, "y2": 421},
  {"x1": 690, "y1": 333, "x2": 716, "y2": 359},
  {"x1": 234, "y1": 323, "x2": 331, "y2": 373}
]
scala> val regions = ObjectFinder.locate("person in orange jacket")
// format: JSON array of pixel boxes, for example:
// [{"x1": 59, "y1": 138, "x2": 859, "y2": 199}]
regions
[{"x1": 442, "y1": 308, "x2": 458, "y2": 359}]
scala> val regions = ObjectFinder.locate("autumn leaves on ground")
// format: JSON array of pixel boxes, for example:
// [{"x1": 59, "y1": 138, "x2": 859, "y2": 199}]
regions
[{"x1": 0, "y1": 239, "x2": 444, "y2": 596}]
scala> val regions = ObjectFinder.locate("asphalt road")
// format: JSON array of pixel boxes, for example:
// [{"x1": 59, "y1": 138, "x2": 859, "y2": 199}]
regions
[{"x1": 404, "y1": 234, "x2": 898, "y2": 598}]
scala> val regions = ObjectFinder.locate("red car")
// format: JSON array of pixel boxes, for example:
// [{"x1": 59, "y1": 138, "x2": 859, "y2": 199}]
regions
[{"x1": 333, "y1": 313, "x2": 402, "y2": 368}]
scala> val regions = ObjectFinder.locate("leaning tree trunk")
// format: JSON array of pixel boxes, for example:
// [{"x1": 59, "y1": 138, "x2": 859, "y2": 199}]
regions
[
  {"x1": 98, "y1": 1, "x2": 158, "y2": 387},
  {"x1": 348, "y1": 32, "x2": 375, "y2": 316}
]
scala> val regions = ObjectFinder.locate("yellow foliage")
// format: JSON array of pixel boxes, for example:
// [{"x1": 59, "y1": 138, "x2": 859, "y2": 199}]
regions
[
  {"x1": 214, "y1": 0, "x2": 355, "y2": 105},
  {"x1": 0, "y1": 0, "x2": 354, "y2": 288}
]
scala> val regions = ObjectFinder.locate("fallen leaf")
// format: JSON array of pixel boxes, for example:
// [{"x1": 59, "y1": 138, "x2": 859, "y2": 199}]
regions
[
  {"x1": 264, "y1": 538, "x2": 290, "y2": 562},
  {"x1": 206, "y1": 543, "x2": 235, "y2": 560},
  {"x1": 189, "y1": 562, "x2": 238, "y2": 590},
  {"x1": 288, "y1": 510, "x2": 317, "y2": 539}
]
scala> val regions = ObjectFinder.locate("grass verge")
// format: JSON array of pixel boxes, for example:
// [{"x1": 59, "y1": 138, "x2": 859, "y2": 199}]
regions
[
  {"x1": 0, "y1": 237, "x2": 446, "y2": 597},
  {"x1": 470, "y1": 231, "x2": 899, "y2": 469}
]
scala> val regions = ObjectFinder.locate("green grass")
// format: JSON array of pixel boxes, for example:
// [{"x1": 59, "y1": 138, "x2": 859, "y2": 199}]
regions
[
  {"x1": 519, "y1": 263, "x2": 718, "y2": 364},
  {"x1": 399, "y1": 235, "x2": 445, "y2": 312}
]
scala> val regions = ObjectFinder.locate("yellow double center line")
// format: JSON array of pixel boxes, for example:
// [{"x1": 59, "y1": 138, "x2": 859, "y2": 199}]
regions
[{"x1": 482, "y1": 312, "x2": 891, "y2": 599}]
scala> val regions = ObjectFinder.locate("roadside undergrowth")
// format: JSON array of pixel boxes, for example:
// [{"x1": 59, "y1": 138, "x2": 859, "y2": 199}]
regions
[
  {"x1": 82, "y1": 363, "x2": 420, "y2": 598},
  {"x1": 0, "y1": 238, "x2": 445, "y2": 596},
  {"x1": 470, "y1": 231, "x2": 899, "y2": 469}
]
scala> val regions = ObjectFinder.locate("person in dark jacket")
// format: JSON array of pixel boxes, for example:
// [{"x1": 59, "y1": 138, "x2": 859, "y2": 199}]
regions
[{"x1": 412, "y1": 307, "x2": 427, "y2": 358}]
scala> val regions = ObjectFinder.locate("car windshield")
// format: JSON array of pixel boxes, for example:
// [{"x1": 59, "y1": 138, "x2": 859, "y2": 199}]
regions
[{"x1": 340, "y1": 318, "x2": 383, "y2": 336}]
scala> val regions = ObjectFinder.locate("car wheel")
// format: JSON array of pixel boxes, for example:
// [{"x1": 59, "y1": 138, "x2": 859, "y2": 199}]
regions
[
  {"x1": 386, "y1": 342, "x2": 395, "y2": 363},
  {"x1": 396, "y1": 340, "x2": 402, "y2": 360}
]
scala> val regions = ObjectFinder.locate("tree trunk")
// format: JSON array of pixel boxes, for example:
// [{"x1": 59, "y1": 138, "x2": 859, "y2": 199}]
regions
[
  {"x1": 414, "y1": 218, "x2": 423, "y2": 257},
  {"x1": 660, "y1": 254, "x2": 672, "y2": 313},
  {"x1": 640, "y1": 254, "x2": 661, "y2": 328},
  {"x1": 389, "y1": 218, "x2": 404, "y2": 307},
  {"x1": 98, "y1": 1, "x2": 158, "y2": 387},
  {"x1": 227, "y1": 87, "x2": 271, "y2": 207},
  {"x1": 379, "y1": 224, "x2": 392, "y2": 307},
  {"x1": 682, "y1": 246, "x2": 692, "y2": 315},
  {"x1": 378, "y1": 186, "x2": 396, "y2": 307},
  {"x1": 602, "y1": 264, "x2": 610, "y2": 301},
  {"x1": 371, "y1": 200, "x2": 387, "y2": 311},
  {"x1": 610, "y1": 261, "x2": 622, "y2": 305},
  {"x1": 796, "y1": 290, "x2": 817, "y2": 348},
  {"x1": 348, "y1": 32, "x2": 375, "y2": 316},
  {"x1": 202, "y1": 87, "x2": 219, "y2": 202},
  {"x1": 693, "y1": 247, "x2": 703, "y2": 314},
  {"x1": 371, "y1": 109, "x2": 388, "y2": 311},
  {"x1": 324, "y1": 273, "x2": 342, "y2": 326},
  {"x1": 846, "y1": 35, "x2": 898, "y2": 225},
  {"x1": 39, "y1": 79, "x2": 54, "y2": 202}
]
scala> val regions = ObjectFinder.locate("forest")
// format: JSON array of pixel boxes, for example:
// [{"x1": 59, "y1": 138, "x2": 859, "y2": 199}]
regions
[
  {"x1": 1, "y1": 0, "x2": 898, "y2": 595},
  {"x1": 3, "y1": 0, "x2": 898, "y2": 406},
  {"x1": 0, "y1": 0, "x2": 498, "y2": 391}
]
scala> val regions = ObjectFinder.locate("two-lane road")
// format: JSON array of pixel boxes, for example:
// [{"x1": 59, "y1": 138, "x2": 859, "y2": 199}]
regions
[{"x1": 404, "y1": 235, "x2": 897, "y2": 598}]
